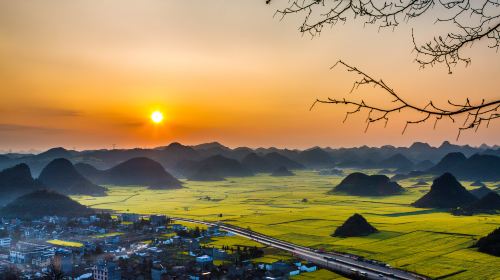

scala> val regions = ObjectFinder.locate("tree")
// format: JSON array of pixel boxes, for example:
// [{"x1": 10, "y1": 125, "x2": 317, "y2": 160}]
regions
[
  {"x1": 268, "y1": 0, "x2": 499, "y2": 135},
  {"x1": 42, "y1": 262, "x2": 64, "y2": 280},
  {"x1": 311, "y1": 60, "x2": 500, "y2": 139},
  {"x1": 270, "y1": 0, "x2": 500, "y2": 72}
]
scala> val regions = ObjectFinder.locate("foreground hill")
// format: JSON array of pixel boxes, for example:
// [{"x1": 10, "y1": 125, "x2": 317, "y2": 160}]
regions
[
  {"x1": 0, "y1": 189, "x2": 94, "y2": 219},
  {"x1": 332, "y1": 214, "x2": 378, "y2": 237},
  {"x1": 77, "y1": 157, "x2": 182, "y2": 189},
  {"x1": 413, "y1": 173, "x2": 477, "y2": 208},
  {"x1": 0, "y1": 164, "x2": 44, "y2": 205},
  {"x1": 39, "y1": 158, "x2": 106, "y2": 196},
  {"x1": 475, "y1": 227, "x2": 500, "y2": 256},
  {"x1": 332, "y1": 173, "x2": 404, "y2": 196}
]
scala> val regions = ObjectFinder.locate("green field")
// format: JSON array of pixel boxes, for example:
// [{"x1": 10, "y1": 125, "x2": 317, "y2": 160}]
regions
[{"x1": 73, "y1": 171, "x2": 500, "y2": 279}]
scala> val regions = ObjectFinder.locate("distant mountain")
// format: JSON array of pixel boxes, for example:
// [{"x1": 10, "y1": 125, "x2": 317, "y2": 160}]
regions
[
  {"x1": 38, "y1": 158, "x2": 106, "y2": 196},
  {"x1": 241, "y1": 152, "x2": 303, "y2": 173},
  {"x1": 318, "y1": 168, "x2": 344, "y2": 176},
  {"x1": 471, "y1": 180, "x2": 486, "y2": 187},
  {"x1": 36, "y1": 147, "x2": 73, "y2": 160},
  {"x1": 264, "y1": 152, "x2": 304, "y2": 170},
  {"x1": 0, "y1": 189, "x2": 94, "y2": 219},
  {"x1": 74, "y1": 162, "x2": 101, "y2": 177},
  {"x1": 470, "y1": 186, "x2": 495, "y2": 199},
  {"x1": 445, "y1": 154, "x2": 500, "y2": 181},
  {"x1": 379, "y1": 154, "x2": 414, "y2": 171},
  {"x1": 0, "y1": 164, "x2": 44, "y2": 205},
  {"x1": 331, "y1": 172, "x2": 404, "y2": 196},
  {"x1": 474, "y1": 227, "x2": 500, "y2": 256},
  {"x1": 390, "y1": 171, "x2": 426, "y2": 181},
  {"x1": 178, "y1": 155, "x2": 253, "y2": 181},
  {"x1": 297, "y1": 147, "x2": 335, "y2": 168},
  {"x1": 332, "y1": 214, "x2": 378, "y2": 237},
  {"x1": 155, "y1": 142, "x2": 201, "y2": 167},
  {"x1": 78, "y1": 157, "x2": 182, "y2": 189},
  {"x1": 394, "y1": 153, "x2": 500, "y2": 181},
  {"x1": 188, "y1": 165, "x2": 226, "y2": 181},
  {"x1": 426, "y1": 153, "x2": 500, "y2": 181},
  {"x1": 412, "y1": 173, "x2": 477, "y2": 208},
  {"x1": 414, "y1": 160, "x2": 435, "y2": 171},
  {"x1": 241, "y1": 153, "x2": 273, "y2": 173},
  {"x1": 412, "y1": 180, "x2": 429, "y2": 186},
  {"x1": 466, "y1": 192, "x2": 500, "y2": 211},
  {"x1": 271, "y1": 166, "x2": 295, "y2": 177},
  {"x1": 427, "y1": 152, "x2": 467, "y2": 174},
  {"x1": 192, "y1": 142, "x2": 229, "y2": 151},
  {"x1": 0, "y1": 155, "x2": 10, "y2": 163}
]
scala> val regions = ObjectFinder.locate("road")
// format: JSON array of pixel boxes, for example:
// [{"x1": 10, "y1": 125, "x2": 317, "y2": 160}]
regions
[{"x1": 172, "y1": 217, "x2": 429, "y2": 280}]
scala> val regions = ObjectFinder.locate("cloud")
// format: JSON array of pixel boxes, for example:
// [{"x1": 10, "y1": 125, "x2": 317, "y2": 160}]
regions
[
  {"x1": 0, "y1": 123, "x2": 68, "y2": 133},
  {"x1": 28, "y1": 107, "x2": 83, "y2": 117}
]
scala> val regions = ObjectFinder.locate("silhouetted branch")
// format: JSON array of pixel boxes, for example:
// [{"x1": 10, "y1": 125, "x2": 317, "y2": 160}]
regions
[
  {"x1": 310, "y1": 60, "x2": 500, "y2": 139},
  {"x1": 269, "y1": 0, "x2": 500, "y2": 72}
]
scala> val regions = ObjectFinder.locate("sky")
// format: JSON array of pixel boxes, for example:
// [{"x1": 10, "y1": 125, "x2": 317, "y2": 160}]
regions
[{"x1": 0, "y1": 0, "x2": 499, "y2": 152}]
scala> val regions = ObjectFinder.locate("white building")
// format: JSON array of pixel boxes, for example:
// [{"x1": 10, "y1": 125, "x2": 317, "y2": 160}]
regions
[{"x1": 0, "y1": 238, "x2": 11, "y2": 248}]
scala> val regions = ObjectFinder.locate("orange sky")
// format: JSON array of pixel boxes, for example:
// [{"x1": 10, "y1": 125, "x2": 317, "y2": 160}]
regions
[{"x1": 0, "y1": 1, "x2": 499, "y2": 151}]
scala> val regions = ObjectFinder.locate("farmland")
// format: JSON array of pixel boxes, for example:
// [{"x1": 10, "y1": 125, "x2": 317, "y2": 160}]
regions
[{"x1": 73, "y1": 170, "x2": 500, "y2": 279}]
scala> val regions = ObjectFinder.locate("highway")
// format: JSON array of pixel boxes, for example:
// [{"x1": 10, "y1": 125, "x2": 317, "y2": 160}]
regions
[{"x1": 172, "y1": 217, "x2": 429, "y2": 280}]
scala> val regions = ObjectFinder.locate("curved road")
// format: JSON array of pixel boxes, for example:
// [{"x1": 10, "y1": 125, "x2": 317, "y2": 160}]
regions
[{"x1": 172, "y1": 217, "x2": 429, "y2": 280}]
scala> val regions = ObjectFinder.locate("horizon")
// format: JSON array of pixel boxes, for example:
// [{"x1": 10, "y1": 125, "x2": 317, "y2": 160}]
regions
[{"x1": 1, "y1": 140, "x2": 498, "y2": 155}]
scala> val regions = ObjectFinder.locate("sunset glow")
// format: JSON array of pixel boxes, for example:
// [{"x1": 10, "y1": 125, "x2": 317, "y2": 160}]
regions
[{"x1": 0, "y1": 1, "x2": 498, "y2": 151}]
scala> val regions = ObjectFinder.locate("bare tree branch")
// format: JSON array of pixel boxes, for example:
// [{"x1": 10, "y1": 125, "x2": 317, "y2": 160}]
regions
[
  {"x1": 310, "y1": 60, "x2": 500, "y2": 139},
  {"x1": 269, "y1": 0, "x2": 500, "y2": 72}
]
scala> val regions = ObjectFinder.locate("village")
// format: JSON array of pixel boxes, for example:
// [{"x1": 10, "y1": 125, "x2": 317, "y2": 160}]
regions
[{"x1": 0, "y1": 212, "x2": 318, "y2": 279}]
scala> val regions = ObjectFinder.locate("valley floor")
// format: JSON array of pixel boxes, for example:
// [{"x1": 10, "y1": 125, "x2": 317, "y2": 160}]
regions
[{"x1": 73, "y1": 170, "x2": 500, "y2": 280}]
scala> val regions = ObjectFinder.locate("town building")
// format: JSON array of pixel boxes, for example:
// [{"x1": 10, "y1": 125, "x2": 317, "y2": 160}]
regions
[
  {"x1": 0, "y1": 237, "x2": 11, "y2": 248},
  {"x1": 9, "y1": 242, "x2": 53, "y2": 264},
  {"x1": 92, "y1": 261, "x2": 121, "y2": 280}
]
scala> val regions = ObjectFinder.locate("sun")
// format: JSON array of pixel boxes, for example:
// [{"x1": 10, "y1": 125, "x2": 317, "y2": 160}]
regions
[{"x1": 151, "y1": 111, "x2": 164, "y2": 124}]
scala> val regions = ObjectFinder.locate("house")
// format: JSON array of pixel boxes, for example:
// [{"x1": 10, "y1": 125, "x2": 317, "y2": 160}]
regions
[
  {"x1": 207, "y1": 225, "x2": 220, "y2": 236},
  {"x1": 195, "y1": 255, "x2": 213, "y2": 264},
  {"x1": 171, "y1": 224, "x2": 186, "y2": 231},
  {"x1": 270, "y1": 261, "x2": 292, "y2": 273},
  {"x1": 0, "y1": 238, "x2": 11, "y2": 248},
  {"x1": 203, "y1": 247, "x2": 227, "y2": 260},
  {"x1": 92, "y1": 261, "x2": 121, "y2": 280},
  {"x1": 31, "y1": 252, "x2": 53, "y2": 269},
  {"x1": 299, "y1": 263, "x2": 317, "y2": 272}
]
